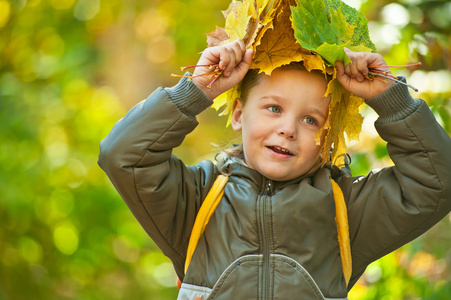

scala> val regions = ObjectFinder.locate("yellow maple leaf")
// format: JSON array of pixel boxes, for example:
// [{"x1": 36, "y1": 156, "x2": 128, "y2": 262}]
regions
[
  {"x1": 251, "y1": 1, "x2": 311, "y2": 74},
  {"x1": 302, "y1": 52, "x2": 326, "y2": 72},
  {"x1": 223, "y1": 0, "x2": 254, "y2": 43},
  {"x1": 211, "y1": 85, "x2": 239, "y2": 126},
  {"x1": 319, "y1": 70, "x2": 364, "y2": 167},
  {"x1": 206, "y1": 26, "x2": 230, "y2": 47},
  {"x1": 247, "y1": 0, "x2": 281, "y2": 51},
  {"x1": 206, "y1": 0, "x2": 281, "y2": 49}
]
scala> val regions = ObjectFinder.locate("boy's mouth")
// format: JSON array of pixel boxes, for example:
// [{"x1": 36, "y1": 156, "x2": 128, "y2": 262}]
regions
[{"x1": 267, "y1": 146, "x2": 293, "y2": 156}]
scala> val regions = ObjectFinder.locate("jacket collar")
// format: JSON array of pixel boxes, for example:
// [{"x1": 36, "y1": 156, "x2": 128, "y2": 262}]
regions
[{"x1": 221, "y1": 156, "x2": 324, "y2": 191}]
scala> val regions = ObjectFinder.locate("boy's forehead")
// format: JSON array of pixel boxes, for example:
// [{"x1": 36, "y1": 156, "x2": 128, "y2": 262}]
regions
[
  {"x1": 260, "y1": 68, "x2": 328, "y2": 89},
  {"x1": 252, "y1": 76, "x2": 330, "y2": 109}
]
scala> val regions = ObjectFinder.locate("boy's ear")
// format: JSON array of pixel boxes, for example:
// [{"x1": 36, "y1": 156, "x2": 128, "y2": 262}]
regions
[{"x1": 230, "y1": 98, "x2": 243, "y2": 132}]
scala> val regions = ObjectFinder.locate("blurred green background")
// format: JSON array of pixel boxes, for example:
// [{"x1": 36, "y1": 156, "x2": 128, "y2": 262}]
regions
[{"x1": 0, "y1": 0, "x2": 450, "y2": 299}]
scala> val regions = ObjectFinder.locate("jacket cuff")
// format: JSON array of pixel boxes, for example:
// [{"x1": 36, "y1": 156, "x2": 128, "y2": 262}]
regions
[
  {"x1": 365, "y1": 77, "x2": 422, "y2": 123},
  {"x1": 165, "y1": 73, "x2": 213, "y2": 117}
]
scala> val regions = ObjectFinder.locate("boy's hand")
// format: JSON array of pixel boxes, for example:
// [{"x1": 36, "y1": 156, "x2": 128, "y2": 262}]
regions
[
  {"x1": 335, "y1": 48, "x2": 395, "y2": 99},
  {"x1": 192, "y1": 39, "x2": 254, "y2": 100}
]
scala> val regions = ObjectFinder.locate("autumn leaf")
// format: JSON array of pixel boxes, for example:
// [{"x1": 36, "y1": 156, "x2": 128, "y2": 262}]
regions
[
  {"x1": 211, "y1": 85, "x2": 239, "y2": 126},
  {"x1": 206, "y1": 0, "x2": 281, "y2": 49},
  {"x1": 251, "y1": 1, "x2": 310, "y2": 74},
  {"x1": 206, "y1": 26, "x2": 230, "y2": 47},
  {"x1": 291, "y1": 0, "x2": 375, "y2": 66},
  {"x1": 317, "y1": 71, "x2": 364, "y2": 167},
  {"x1": 250, "y1": 0, "x2": 283, "y2": 50},
  {"x1": 324, "y1": 0, "x2": 376, "y2": 52},
  {"x1": 223, "y1": 0, "x2": 255, "y2": 43}
]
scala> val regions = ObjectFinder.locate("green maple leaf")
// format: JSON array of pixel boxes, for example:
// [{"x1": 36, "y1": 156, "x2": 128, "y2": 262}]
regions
[{"x1": 290, "y1": 0, "x2": 376, "y2": 66}]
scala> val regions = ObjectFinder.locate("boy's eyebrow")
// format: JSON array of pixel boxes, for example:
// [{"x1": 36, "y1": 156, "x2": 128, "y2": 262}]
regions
[
  {"x1": 310, "y1": 107, "x2": 328, "y2": 120},
  {"x1": 260, "y1": 95, "x2": 283, "y2": 102}
]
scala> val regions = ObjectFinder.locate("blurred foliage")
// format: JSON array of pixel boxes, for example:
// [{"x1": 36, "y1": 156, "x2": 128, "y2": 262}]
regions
[{"x1": 0, "y1": 0, "x2": 449, "y2": 299}]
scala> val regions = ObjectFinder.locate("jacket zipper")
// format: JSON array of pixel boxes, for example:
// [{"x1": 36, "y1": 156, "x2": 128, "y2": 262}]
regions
[{"x1": 261, "y1": 179, "x2": 273, "y2": 300}]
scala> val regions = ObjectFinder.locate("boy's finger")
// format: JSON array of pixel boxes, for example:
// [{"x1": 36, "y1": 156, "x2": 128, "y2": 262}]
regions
[
  {"x1": 335, "y1": 60, "x2": 352, "y2": 88},
  {"x1": 231, "y1": 45, "x2": 243, "y2": 67},
  {"x1": 244, "y1": 48, "x2": 254, "y2": 64},
  {"x1": 237, "y1": 48, "x2": 254, "y2": 72},
  {"x1": 223, "y1": 40, "x2": 248, "y2": 77},
  {"x1": 223, "y1": 46, "x2": 237, "y2": 77},
  {"x1": 344, "y1": 62, "x2": 352, "y2": 77},
  {"x1": 230, "y1": 40, "x2": 246, "y2": 67},
  {"x1": 335, "y1": 61, "x2": 345, "y2": 77},
  {"x1": 356, "y1": 56, "x2": 369, "y2": 77},
  {"x1": 343, "y1": 48, "x2": 364, "y2": 79},
  {"x1": 217, "y1": 47, "x2": 232, "y2": 73},
  {"x1": 235, "y1": 39, "x2": 246, "y2": 54},
  {"x1": 349, "y1": 56, "x2": 365, "y2": 82}
]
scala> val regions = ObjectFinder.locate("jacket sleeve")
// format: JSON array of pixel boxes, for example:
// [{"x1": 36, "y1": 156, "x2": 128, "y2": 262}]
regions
[
  {"x1": 98, "y1": 77, "x2": 219, "y2": 277},
  {"x1": 339, "y1": 79, "x2": 451, "y2": 288}
]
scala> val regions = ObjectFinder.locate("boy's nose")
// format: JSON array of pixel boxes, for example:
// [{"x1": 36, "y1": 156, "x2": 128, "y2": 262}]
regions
[{"x1": 277, "y1": 121, "x2": 297, "y2": 140}]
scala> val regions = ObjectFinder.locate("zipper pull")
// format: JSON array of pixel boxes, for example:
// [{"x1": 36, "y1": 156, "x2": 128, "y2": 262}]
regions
[{"x1": 266, "y1": 181, "x2": 272, "y2": 195}]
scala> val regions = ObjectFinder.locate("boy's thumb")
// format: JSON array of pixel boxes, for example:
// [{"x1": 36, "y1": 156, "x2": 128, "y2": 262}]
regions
[{"x1": 244, "y1": 48, "x2": 254, "y2": 63}]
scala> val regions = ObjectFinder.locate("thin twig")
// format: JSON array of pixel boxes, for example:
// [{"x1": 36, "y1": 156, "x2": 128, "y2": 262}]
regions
[
  {"x1": 368, "y1": 71, "x2": 418, "y2": 92},
  {"x1": 368, "y1": 62, "x2": 422, "y2": 69}
]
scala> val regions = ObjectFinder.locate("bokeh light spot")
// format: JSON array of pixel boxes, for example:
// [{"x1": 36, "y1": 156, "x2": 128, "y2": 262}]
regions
[
  {"x1": 19, "y1": 237, "x2": 43, "y2": 265},
  {"x1": 112, "y1": 236, "x2": 140, "y2": 263},
  {"x1": 74, "y1": 0, "x2": 100, "y2": 21},
  {"x1": 153, "y1": 262, "x2": 176, "y2": 287},
  {"x1": 135, "y1": 9, "x2": 170, "y2": 42},
  {"x1": 146, "y1": 36, "x2": 175, "y2": 64},
  {"x1": 382, "y1": 3, "x2": 410, "y2": 27},
  {"x1": 0, "y1": 1, "x2": 11, "y2": 28},
  {"x1": 342, "y1": 0, "x2": 361, "y2": 10},
  {"x1": 51, "y1": 0, "x2": 76, "y2": 10},
  {"x1": 53, "y1": 224, "x2": 79, "y2": 255}
]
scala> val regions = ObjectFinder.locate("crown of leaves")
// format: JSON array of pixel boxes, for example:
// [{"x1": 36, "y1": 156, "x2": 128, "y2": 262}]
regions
[{"x1": 207, "y1": 0, "x2": 377, "y2": 168}]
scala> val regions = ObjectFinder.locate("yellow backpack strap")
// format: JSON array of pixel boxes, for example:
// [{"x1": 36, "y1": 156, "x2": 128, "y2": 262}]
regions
[
  {"x1": 330, "y1": 178, "x2": 352, "y2": 285},
  {"x1": 184, "y1": 175, "x2": 229, "y2": 274}
]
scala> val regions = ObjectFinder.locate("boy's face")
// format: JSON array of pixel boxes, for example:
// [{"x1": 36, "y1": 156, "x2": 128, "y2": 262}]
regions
[{"x1": 231, "y1": 68, "x2": 330, "y2": 181}]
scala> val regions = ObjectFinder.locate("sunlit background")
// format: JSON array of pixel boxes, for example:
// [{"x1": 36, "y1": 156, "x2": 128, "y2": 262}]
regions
[{"x1": 0, "y1": 0, "x2": 450, "y2": 299}]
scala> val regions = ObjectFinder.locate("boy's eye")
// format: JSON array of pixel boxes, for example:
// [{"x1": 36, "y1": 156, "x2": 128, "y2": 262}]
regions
[
  {"x1": 268, "y1": 106, "x2": 281, "y2": 113},
  {"x1": 303, "y1": 116, "x2": 316, "y2": 125}
]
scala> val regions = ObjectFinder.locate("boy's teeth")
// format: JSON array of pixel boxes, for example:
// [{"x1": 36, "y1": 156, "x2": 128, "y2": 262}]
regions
[{"x1": 271, "y1": 146, "x2": 292, "y2": 155}]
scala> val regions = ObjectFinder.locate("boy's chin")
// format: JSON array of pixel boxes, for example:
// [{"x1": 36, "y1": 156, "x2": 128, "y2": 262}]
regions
[
  {"x1": 260, "y1": 170, "x2": 303, "y2": 182},
  {"x1": 258, "y1": 162, "x2": 321, "y2": 182}
]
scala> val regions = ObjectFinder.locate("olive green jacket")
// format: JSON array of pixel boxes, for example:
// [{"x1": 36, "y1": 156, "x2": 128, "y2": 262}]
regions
[{"x1": 98, "y1": 77, "x2": 451, "y2": 300}]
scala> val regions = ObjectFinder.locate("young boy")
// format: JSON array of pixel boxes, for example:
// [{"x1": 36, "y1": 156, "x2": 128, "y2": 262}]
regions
[{"x1": 98, "y1": 39, "x2": 451, "y2": 299}]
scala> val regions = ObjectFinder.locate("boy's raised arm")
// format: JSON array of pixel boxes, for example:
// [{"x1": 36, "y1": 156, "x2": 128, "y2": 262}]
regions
[
  {"x1": 97, "y1": 40, "x2": 253, "y2": 278},
  {"x1": 335, "y1": 50, "x2": 451, "y2": 288}
]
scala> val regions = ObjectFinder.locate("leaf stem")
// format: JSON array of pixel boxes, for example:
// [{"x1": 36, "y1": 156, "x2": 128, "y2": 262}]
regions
[
  {"x1": 207, "y1": 71, "x2": 223, "y2": 88},
  {"x1": 368, "y1": 68, "x2": 397, "y2": 78},
  {"x1": 368, "y1": 71, "x2": 418, "y2": 92},
  {"x1": 368, "y1": 62, "x2": 421, "y2": 69},
  {"x1": 181, "y1": 64, "x2": 219, "y2": 71}
]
